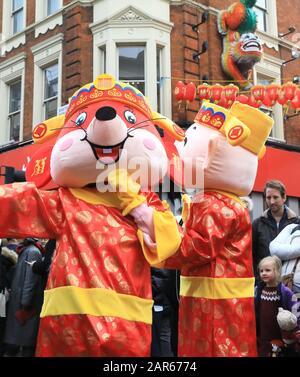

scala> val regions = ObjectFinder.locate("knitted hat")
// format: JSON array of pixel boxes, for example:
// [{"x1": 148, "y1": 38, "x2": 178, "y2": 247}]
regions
[{"x1": 277, "y1": 307, "x2": 297, "y2": 331}]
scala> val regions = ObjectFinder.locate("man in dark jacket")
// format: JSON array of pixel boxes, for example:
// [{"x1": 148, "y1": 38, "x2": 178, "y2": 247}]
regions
[{"x1": 252, "y1": 180, "x2": 298, "y2": 281}]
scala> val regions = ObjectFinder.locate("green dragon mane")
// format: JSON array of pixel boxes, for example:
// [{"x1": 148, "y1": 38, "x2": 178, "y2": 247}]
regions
[
  {"x1": 238, "y1": 7, "x2": 257, "y2": 34},
  {"x1": 241, "y1": 0, "x2": 257, "y2": 7}
]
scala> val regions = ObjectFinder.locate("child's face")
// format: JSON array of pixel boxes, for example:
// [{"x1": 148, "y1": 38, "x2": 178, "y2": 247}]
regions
[{"x1": 259, "y1": 261, "x2": 277, "y2": 286}]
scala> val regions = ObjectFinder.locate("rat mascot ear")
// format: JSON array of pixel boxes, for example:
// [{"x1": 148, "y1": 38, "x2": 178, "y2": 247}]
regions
[
  {"x1": 25, "y1": 115, "x2": 65, "y2": 189},
  {"x1": 151, "y1": 111, "x2": 185, "y2": 187}
]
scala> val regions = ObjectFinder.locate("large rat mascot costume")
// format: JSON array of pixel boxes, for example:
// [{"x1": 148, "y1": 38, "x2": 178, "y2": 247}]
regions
[
  {"x1": 168, "y1": 100, "x2": 274, "y2": 356},
  {"x1": 0, "y1": 74, "x2": 183, "y2": 356}
]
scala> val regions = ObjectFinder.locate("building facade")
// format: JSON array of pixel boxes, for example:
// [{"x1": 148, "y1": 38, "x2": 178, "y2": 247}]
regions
[{"x1": 0, "y1": 0, "x2": 300, "y2": 216}]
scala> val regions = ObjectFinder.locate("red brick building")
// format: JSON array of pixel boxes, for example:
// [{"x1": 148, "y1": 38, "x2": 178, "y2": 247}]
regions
[{"x1": 0, "y1": 0, "x2": 300, "y2": 216}]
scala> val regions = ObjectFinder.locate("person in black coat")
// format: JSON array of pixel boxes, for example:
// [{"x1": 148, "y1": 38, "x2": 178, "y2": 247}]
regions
[
  {"x1": 31, "y1": 239, "x2": 56, "y2": 289},
  {"x1": 151, "y1": 267, "x2": 179, "y2": 357},
  {"x1": 3, "y1": 238, "x2": 45, "y2": 357},
  {"x1": 0, "y1": 239, "x2": 18, "y2": 356}
]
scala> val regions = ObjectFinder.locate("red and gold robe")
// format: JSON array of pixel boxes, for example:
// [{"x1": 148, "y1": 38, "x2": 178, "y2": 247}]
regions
[
  {"x1": 0, "y1": 182, "x2": 181, "y2": 356},
  {"x1": 166, "y1": 190, "x2": 257, "y2": 357}
]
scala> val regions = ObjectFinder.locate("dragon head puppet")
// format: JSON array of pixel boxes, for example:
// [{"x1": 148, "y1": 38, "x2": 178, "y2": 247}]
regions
[{"x1": 218, "y1": 0, "x2": 263, "y2": 89}]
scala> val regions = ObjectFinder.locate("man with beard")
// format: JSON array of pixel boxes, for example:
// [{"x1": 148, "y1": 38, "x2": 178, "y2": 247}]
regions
[{"x1": 252, "y1": 180, "x2": 298, "y2": 282}]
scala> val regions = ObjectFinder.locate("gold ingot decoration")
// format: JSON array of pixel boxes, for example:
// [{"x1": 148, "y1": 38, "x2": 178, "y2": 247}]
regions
[
  {"x1": 63, "y1": 327, "x2": 76, "y2": 346},
  {"x1": 30, "y1": 220, "x2": 46, "y2": 233},
  {"x1": 214, "y1": 304, "x2": 224, "y2": 320},
  {"x1": 101, "y1": 333, "x2": 111, "y2": 341},
  {"x1": 107, "y1": 214, "x2": 121, "y2": 228},
  {"x1": 75, "y1": 211, "x2": 92, "y2": 224},
  {"x1": 236, "y1": 303, "x2": 244, "y2": 317},
  {"x1": 90, "y1": 275, "x2": 105, "y2": 288},
  {"x1": 202, "y1": 214, "x2": 214, "y2": 228},
  {"x1": 78, "y1": 236, "x2": 86, "y2": 244},
  {"x1": 240, "y1": 342, "x2": 249, "y2": 356},
  {"x1": 201, "y1": 299, "x2": 212, "y2": 314},
  {"x1": 90, "y1": 231, "x2": 104, "y2": 248},
  {"x1": 236, "y1": 264, "x2": 247, "y2": 277},
  {"x1": 57, "y1": 251, "x2": 69, "y2": 268},
  {"x1": 66, "y1": 273, "x2": 79, "y2": 286},
  {"x1": 104, "y1": 256, "x2": 119, "y2": 273},
  {"x1": 221, "y1": 206, "x2": 234, "y2": 219},
  {"x1": 215, "y1": 263, "x2": 225, "y2": 277},
  {"x1": 81, "y1": 252, "x2": 91, "y2": 267},
  {"x1": 49, "y1": 199, "x2": 57, "y2": 208}
]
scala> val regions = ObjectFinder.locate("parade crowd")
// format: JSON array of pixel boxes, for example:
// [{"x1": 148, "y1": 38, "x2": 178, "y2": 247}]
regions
[{"x1": 0, "y1": 179, "x2": 299, "y2": 358}]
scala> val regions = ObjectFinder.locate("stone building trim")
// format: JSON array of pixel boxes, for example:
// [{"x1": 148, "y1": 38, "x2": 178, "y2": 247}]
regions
[{"x1": 90, "y1": 3, "x2": 173, "y2": 117}]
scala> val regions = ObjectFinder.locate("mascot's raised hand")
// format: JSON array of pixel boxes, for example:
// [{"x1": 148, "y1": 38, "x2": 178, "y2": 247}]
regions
[{"x1": 0, "y1": 74, "x2": 184, "y2": 357}]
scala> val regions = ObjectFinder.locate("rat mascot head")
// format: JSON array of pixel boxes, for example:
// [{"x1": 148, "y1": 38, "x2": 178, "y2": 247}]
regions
[
  {"x1": 28, "y1": 74, "x2": 184, "y2": 189},
  {"x1": 179, "y1": 100, "x2": 274, "y2": 196}
]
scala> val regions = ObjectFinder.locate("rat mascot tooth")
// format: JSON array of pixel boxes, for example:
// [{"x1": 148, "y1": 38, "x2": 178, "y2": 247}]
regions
[
  {"x1": 0, "y1": 74, "x2": 184, "y2": 356},
  {"x1": 166, "y1": 100, "x2": 274, "y2": 356}
]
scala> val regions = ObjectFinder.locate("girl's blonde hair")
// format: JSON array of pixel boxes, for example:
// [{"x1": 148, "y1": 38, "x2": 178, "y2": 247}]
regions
[{"x1": 258, "y1": 255, "x2": 282, "y2": 284}]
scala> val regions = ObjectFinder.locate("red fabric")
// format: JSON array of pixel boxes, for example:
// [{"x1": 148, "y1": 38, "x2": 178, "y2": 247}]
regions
[
  {"x1": 166, "y1": 191, "x2": 257, "y2": 357},
  {"x1": 0, "y1": 182, "x2": 166, "y2": 356}
]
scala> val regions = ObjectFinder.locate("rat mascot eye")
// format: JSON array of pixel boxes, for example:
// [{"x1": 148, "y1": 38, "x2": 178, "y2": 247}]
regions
[
  {"x1": 124, "y1": 110, "x2": 136, "y2": 124},
  {"x1": 75, "y1": 112, "x2": 87, "y2": 126}
]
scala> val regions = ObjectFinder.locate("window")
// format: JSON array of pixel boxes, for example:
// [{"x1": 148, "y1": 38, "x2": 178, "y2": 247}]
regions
[
  {"x1": 253, "y1": 68, "x2": 284, "y2": 140},
  {"x1": 12, "y1": 0, "x2": 24, "y2": 34},
  {"x1": 44, "y1": 64, "x2": 58, "y2": 119},
  {"x1": 257, "y1": 74, "x2": 274, "y2": 119},
  {"x1": 8, "y1": 80, "x2": 21, "y2": 141},
  {"x1": 0, "y1": 53, "x2": 25, "y2": 144},
  {"x1": 47, "y1": 0, "x2": 60, "y2": 16},
  {"x1": 99, "y1": 46, "x2": 106, "y2": 74},
  {"x1": 118, "y1": 46, "x2": 145, "y2": 94},
  {"x1": 157, "y1": 47, "x2": 162, "y2": 113},
  {"x1": 254, "y1": 0, "x2": 267, "y2": 32},
  {"x1": 32, "y1": 34, "x2": 63, "y2": 125}
]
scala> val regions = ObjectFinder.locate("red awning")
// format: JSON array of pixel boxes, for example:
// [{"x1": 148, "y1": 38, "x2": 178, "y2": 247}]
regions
[{"x1": 1, "y1": 143, "x2": 300, "y2": 197}]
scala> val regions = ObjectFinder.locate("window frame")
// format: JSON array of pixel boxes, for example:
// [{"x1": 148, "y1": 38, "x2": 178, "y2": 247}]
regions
[
  {"x1": 117, "y1": 44, "x2": 146, "y2": 95},
  {"x1": 47, "y1": 0, "x2": 61, "y2": 17},
  {"x1": 31, "y1": 34, "x2": 63, "y2": 125},
  {"x1": 0, "y1": 53, "x2": 25, "y2": 144},
  {"x1": 8, "y1": 79, "x2": 22, "y2": 141},
  {"x1": 91, "y1": 4, "x2": 172, "y2": 117},
  {"x1": 11, "y1": 0, "x2": 24, "y2": 34},
  {"x1": 253, "y1": 58, "x2": 284, "y2": 141},
  {"x1": 43, "y1": 63, "x2": 59, "y2": 120},
  {"x1": 34, "y1": 0, "x2": 63, "y2": 38},
  {"x1": 254, "y1": 0, "x2": 267, "y2": 33}
]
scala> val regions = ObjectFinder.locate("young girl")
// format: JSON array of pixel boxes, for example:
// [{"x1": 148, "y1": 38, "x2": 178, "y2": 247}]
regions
[{"x1": 255, "y1": 256, "x2": 298, "y2": 357}]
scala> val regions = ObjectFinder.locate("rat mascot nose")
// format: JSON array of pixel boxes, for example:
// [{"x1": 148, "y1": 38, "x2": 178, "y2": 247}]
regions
[{"x1": 95, "y1": 106, "x2": 116, "y2": 121}]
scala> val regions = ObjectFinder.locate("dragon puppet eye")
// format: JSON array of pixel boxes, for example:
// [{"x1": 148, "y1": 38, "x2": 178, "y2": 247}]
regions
[
  {"x1": 75, "y1": 112, "x2": 87, "y2": 126},
  {"x1": 124, "y1": 110, "x2": 136, "y2": 124}
]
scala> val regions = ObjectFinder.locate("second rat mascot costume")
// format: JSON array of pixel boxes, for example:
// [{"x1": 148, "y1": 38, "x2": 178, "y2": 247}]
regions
[
  {"x1": 169, "y1": 100, "x2": 274, "y2": 356},
  {"x1": 0, "y1": 75, "x2": 183, "y2": 356}
]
